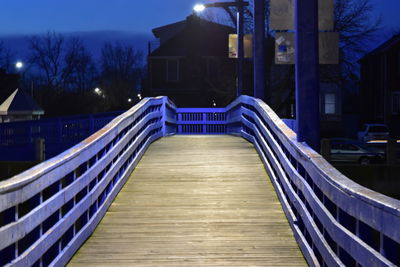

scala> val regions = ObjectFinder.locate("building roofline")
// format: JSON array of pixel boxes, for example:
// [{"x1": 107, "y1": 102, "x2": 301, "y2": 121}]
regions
[{"x1": 359, "y1": 33, "x2": 400, "y2": 62}]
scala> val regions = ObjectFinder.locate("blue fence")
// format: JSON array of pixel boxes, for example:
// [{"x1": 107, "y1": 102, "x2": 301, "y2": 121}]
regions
[{"x1": 0, "y1": 111, "x2": 122, "y2": 161}]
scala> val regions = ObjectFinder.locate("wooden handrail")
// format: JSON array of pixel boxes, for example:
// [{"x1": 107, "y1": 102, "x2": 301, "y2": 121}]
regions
[{"x1": 0, "y1": 96, "x2": 177, "y2": 266}]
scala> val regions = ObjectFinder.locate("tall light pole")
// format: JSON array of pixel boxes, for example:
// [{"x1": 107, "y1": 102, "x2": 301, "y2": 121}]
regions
[
  {"x1": 194, "y1": 1, "x2": 248, "y2": 97},
  {"x1": 295, "y1": 0, "x2": 320, "y2": 151},
  {"x1": 253, "y1": 0, "x2": 265, "y2": 100},
  {"x1": 236, "y1": 0, "x2": 244, "y2": 97}
]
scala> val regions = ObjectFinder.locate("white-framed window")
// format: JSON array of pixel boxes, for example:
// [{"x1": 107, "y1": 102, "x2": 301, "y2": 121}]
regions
[
  {"x1": 392, "y1": 91, "x2": 400, "y2": 114},
  {"x1": 324, "y1": 93, "x2": 336, "y2": 114},
  {"x1": 166, "y1": 59, "x2": 179, "y2": 82}
]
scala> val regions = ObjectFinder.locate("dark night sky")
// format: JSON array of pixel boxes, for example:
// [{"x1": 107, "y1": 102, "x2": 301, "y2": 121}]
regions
[
  {"x1": 0, "y1": 0, "x2": 399, "y2": 35},
  {"x1": 0, "y1": 0, "x2": 203, "y2": 35}
]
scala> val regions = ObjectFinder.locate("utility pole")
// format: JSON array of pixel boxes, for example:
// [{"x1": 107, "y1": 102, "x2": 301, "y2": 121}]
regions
[
  {"x1": 236, "y1": 0, "x2": 244, "y2": 97},
  {"x1": 295, "y1": 0, "x2": 320, "y2": 151},
  {"x1": 253, "y1": 0, "x2": 265, "y2": 100},
  {"x1": 194, "y1": 1, "x2": 247, "y2": 97}
]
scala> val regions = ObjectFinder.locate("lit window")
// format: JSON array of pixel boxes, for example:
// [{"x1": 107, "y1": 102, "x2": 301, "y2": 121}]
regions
[
  {"x1": 324, "y1": 93, "x2": 336, "y2": 114},
  {"x1": 166, "y1": 59, "x2": 179, "y2": 82},
  {"x1": 393, "y1": 91, "x2": 400, "y2": 114}
]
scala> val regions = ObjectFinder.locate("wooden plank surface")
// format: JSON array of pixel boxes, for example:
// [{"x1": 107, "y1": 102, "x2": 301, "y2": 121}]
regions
[{"x1": 68, "y1": 135, "x2": 306, "y2": 266}]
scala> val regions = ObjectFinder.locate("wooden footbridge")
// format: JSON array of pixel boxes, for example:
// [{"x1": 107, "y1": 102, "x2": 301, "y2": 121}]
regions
[{"x1": 1, "y1": 96, "x2": 399, "y2": 267}]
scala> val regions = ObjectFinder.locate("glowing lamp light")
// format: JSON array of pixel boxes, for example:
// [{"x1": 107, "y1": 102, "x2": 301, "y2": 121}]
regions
[
  {"x1": 15, "y1": 61, "x2": 23, "y2": 69},
  {"x1": 94, "y1": 87, "x2": 101, "y2": 94},
  {"x1": 193, "y1": 4, "x2": 206, "y2": 12},
  {"x1": 128, "y1": 98, "x2": 132, "y2": 103}
]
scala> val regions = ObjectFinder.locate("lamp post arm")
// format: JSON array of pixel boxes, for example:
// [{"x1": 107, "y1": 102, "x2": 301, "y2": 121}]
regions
[{"x1": 222, "y1": 6, "x2": 237, "y2": 27}]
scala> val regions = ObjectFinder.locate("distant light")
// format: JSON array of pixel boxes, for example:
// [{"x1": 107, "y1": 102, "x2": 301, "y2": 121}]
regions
[
  {"x1": 15, "y1": 61, "x2": 23, "y2": 69},
  {"x1": 94, "y1": 87, "x2": 103, "y2": 96},
  {"x1": 193, "y1": 4, "x2": 206, "y2": 12},
  {"x1": 137, "y1": 93, "x2": 142, "y2": 100},
  {"x1": 212, "y1": 100, "x2": 216, "y2": 107},
  {"x1": 367, "y1": 139, "x2": 400, "y2": 144},
  {"x1": 128, "y1": 98, "x2": 132, "y2": 103}
]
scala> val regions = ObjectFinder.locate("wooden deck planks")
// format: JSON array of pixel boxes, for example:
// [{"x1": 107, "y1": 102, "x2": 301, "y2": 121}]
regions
[{"x1": 68, "y1": 135, "x2": 306, "y2": 266}]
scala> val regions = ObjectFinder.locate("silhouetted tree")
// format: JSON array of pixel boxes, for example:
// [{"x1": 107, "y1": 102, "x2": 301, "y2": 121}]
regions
[
  {"x1": 29, "y1": 32, "x2": 65, "y2": 92},
  {"x1": 0, "y1": 41, "x2": 14, "y2": 73},
  {"x1": 63, "y1": 38, "x2": 97, "y2": 93},
  {"x1": 335, "y1": 0, "x2": 381, "y2": 80},
  {"x1": 100, "y1": 43, "x2": 143, "y2": 109}
]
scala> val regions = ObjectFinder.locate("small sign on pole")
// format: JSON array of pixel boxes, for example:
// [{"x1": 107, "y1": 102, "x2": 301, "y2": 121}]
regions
[
  {"x1": 275, "y1": 32, "x2": 339, "y2": 64},
  {"x1": 270, "y1": 0, "x2": 294, "y2": 31},
  {"x1": 270, "y1": 0, "x2": 334, "y2": 30},
  {"x1": 229, "y1": 34, "x2": 253, "y2": 58},
  {"x1": 319, "y1": 0, "x2": 334, "y2": 30},
  {"x1": 275, "y1": 32, "x2": 295, "y2": 64},
  {"x1": 319, "y1": 32, "x2": 339, "y2": 64}
]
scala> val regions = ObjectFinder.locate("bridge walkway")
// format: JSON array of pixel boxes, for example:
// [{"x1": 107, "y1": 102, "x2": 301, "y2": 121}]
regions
[{"x1": 68, "y1": 135, "x2": 306, "y2": 266}]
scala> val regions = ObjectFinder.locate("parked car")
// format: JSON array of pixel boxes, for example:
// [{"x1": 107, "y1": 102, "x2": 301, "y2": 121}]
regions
[
  {"x1": 330, "y1": 138, "x2": 385, "y2": 165},
  {"x1": 357, "y1": 123, "x2": 390, "y2": 143}
]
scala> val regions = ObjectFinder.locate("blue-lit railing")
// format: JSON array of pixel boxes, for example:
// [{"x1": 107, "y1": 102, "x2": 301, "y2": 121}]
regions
[
  {"x1": 176, "y1": 108, "x2": 227, "y2": 134},
  {"x1": 172, "y1": 96, "x2": 400, "y2": 266},
  {"x1": 225, "y1": 95, "x2": 400, "y2": 267},
  {"x1": 0, "y1": 97, "x2": 176, "y2": 266},
  {"x1": 1, "y1": 95, "x2": 399, "y2": 267},
  {"x1": 0, "y1": 111, "x2": 123, "y2": 161}
]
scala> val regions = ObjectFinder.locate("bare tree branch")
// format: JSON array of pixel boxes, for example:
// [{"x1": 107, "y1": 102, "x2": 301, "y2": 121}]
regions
[{"x1": 29, "y1": 32, "x2": 65, "y2": 91}]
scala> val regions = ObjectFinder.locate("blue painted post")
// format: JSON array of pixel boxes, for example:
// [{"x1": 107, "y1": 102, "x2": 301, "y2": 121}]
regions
[
  {"x1": 295, "y1": 0, "x2": 320, "y2": 151},
  {"x1": 253, "y1": 0, "x2": 265, "y2": 100},
  {"x1": 203, "y1": 112, "x2": 207, "y2": 134},
  {"x1": 237, "y1": 0, "x2": 244, "y2": 96},
  {"x1": 177, "y1": 113, "x2": 182, "y2": 134}
]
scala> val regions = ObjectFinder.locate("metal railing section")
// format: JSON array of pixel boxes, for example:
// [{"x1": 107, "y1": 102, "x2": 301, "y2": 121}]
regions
[
  {"x1": 0, "y1": 97, "x2": 176, "y2": 267},
  {"x1": 225, "y1": 95, "x2": 400, "y2": 267},
  {"x1": 176, "y1": 108, "x2": 227, "y2": 134},
  {"x1": 0, "y1": 111, "x2": 123, "y2": 161}
]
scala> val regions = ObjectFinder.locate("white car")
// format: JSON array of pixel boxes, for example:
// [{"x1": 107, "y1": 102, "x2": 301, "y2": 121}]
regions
[
  {"x1": 357, "y1": 124, "x2": 390, "y2": 143},
  {"x1": 330, "y1": 139, "x2": 385, "y2": 165}
]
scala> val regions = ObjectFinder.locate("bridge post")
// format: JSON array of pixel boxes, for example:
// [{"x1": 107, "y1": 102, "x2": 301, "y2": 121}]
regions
[
  {"x1": 295, "y1": 0, "x2": 320, "y2": 151},
  {"x1": 162, "y1": 97, "x2": 167, "y2": 136},
  {"x1": 35, "y1": 138, "x2": 45, "y2": 162},
  {"x1": 253, "y1": 0, "x2": 265, "y2": 101}
]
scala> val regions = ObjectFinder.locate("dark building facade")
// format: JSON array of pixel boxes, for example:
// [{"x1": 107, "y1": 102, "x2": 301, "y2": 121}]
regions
[
  {"x1": 359, "y1": 34, "x2": 400, "y2": 136},
  {"x1": 146, "y1": 15, "x2": 238, "y2": 107},
  {"x1": 0, "y1": 68, "x2": 20, "y2": 103}
]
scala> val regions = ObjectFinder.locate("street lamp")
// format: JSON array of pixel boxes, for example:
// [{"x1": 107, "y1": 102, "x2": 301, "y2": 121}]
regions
[
  {"x1": 94, "y1": 87, "x2": 106, "y2": 98},
  {"x1": 193, "y1": 1, "x2": 248, "y2": 97},
  {"x1": 15, "y1": 61, "x2": 24, "y2": 70},
  {"x1": 193, "y1": 4, "x2": 206, "y2": 12},
  {"x1": 94, "y1": 87, "x2": 101, "y2": 95}
]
